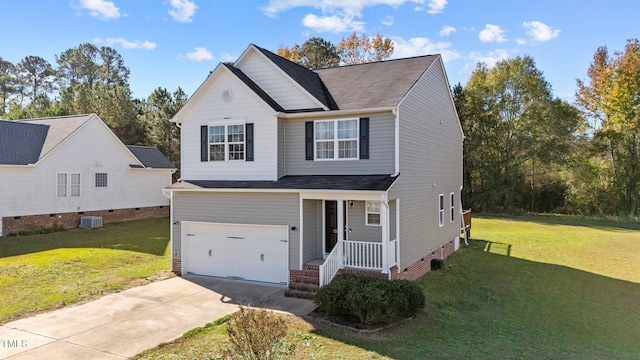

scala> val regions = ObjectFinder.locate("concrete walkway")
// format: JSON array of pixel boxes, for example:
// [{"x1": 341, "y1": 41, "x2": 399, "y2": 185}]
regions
[{"x1": 0, "y1": 275, "x2": 316, "y2": 359}]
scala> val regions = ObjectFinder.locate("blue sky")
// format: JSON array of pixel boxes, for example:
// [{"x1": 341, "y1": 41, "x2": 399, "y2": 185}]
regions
[{"x1": 3, "y1": 1, "x2": 638, "y2": 102}]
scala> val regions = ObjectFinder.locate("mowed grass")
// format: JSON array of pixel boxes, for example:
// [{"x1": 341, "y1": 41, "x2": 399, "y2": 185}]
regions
[
  {"x1": 134, "y1": 215, "x2": 640, "y2": 360},
  {"x1": 0, "y1": 218, "x2": 172, "y2": 324}
]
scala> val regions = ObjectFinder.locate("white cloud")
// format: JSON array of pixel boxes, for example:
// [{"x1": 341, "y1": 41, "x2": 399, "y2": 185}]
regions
[
  {"x1": 382, "y1": 15, "x2": 394, "y2": 26},
  {"x1": 302, "y1": 14, "x2": 364, "y2": 33},
  {"x1": 262, "y1": 0, "x2": 423, "y2": 32},
  {"x1": 516, "y1": 38, "x2": 526, "y2": 45},
  {"x1": 460, "y1": 49, "x2": 510, "y2": 75},
  {"x1": 168, "y1": 0, "x2": 198, "y2": 23},
  {"x1": 522, "y1": 21, "x2": 560, "y2": 42},
  {"x1": 439, "y1": 25, "x2": 456, "y2": 36},
  {"x1": 95, "y1": 37, "x2": 157, "y2": 50},
  {"x1": 76, "y1": 0, "x2": 120, "y2": 19},
  {"x1": 479, "y1": 24, "x2": 506, "y2": 43},
  {"x1": 185, "y1": 47, "x2": 213, "y2": 61},
  {"x1": 392, "y1": 37, "x2": 461, "y2": 63},
  {"x1": 427, "y1": 0, "x2": 447, "y2": 14}
]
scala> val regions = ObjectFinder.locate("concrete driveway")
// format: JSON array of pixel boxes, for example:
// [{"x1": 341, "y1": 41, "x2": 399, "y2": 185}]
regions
[{"x1": 0, "y1": 275, "x2": 316, "y2": 359}]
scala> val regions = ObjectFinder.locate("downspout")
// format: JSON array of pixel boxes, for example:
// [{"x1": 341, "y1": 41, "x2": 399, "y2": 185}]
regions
[{"x1": 392, "y1": 107, "x2": 400, "y2": 177}]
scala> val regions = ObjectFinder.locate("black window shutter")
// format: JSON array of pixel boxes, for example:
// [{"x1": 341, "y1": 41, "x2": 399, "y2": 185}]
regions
[
  {"x1": 305, "y1": 121, "x2": 314, "y2": 160},
  {"x1": 246, "y1": 123, "x2": 254, "y2": 161},
  {"x1": 200, "y1": 125, "x2": 208, "y2": 162},
  {"x1": 360, "y1": 117, "x2": 369, "y2": 159}
]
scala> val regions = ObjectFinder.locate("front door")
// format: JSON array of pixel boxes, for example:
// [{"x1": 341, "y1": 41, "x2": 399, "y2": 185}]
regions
[
  {"x1": 325, "y1": 201, "x2": 338, "y2": 253},
  {"x1": 325, "y1": 200, "x2": 347, "y2": 253}
]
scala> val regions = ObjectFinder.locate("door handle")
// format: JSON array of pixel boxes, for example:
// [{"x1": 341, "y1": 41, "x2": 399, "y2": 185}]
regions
[
  {"x1": 208, "y1": 249, "x2": 212, "y2": 257},
  {"x1": 332, "y1": 229, "x2": 338, "y2": 233}
]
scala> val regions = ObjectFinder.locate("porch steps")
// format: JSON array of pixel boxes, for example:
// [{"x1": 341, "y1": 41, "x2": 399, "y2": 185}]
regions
[{"x1": 285, "y1": 264, "x2": 319, "y2": 300}]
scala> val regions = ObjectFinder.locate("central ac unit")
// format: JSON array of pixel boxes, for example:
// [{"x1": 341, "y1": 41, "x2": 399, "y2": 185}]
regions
[{"x1": 80, "y1": 216, "x2": 103, "y2": 229}]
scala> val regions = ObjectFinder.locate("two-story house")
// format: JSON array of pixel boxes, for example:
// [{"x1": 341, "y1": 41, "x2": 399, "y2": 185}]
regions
[{"x1": 165, "y1": 44, "x2": 463, "y2": 293}]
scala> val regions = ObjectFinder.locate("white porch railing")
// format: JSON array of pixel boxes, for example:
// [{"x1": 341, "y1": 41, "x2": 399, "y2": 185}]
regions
[
  {"x1": 319, "y1": 240, "x2": 343, "y2": 287},
  {"x1": 343, "y1": 240, "x2": 384, "y2": 269}
]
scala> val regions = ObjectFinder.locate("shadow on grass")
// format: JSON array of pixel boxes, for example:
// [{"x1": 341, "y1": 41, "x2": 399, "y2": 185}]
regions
[
  {"x1": 477, "y1": 213, "x2": 640, "y2": 232},
  {"x1": 308, "y1": 239, "x2": 640, "y2": 360},
  {"x1": 0, "y1": 218, "x2": 170, "y2": 258}
]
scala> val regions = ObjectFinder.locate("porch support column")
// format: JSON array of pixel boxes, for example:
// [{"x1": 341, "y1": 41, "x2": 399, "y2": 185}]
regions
[{"x1": 381, "y1": 193, "x2": 389, "y2": 274}]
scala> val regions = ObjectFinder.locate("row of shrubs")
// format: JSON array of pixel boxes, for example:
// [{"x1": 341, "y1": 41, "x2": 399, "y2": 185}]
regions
[{"x1": 314, "y1": 273, "x2": 425, "y2": 324}]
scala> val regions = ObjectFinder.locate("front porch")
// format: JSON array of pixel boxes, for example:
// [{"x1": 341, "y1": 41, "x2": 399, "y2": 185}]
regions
[{"x1": 289, "y1": 194, "x2": 399, "y2": 297}]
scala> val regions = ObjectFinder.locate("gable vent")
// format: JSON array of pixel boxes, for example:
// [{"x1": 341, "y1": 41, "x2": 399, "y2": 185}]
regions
[{"x1": 222, "y1": 89, "x2": 233, "y2": 103}]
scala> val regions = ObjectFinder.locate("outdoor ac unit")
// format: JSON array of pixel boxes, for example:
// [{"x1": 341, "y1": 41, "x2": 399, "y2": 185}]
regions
[{"x1": 80, "y1": 216, "x2": 103, "y2": 229}]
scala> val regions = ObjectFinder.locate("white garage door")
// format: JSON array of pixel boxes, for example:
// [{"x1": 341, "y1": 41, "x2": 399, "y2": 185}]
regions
[{"x1": 182, "y1": 222, "x2": 289, "y2": 284}]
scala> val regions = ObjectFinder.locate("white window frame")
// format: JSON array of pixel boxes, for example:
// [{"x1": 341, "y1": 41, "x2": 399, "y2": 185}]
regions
[
  {"x1": 314, "y1": 118, "x2": 358, "y2": 160},
  {"x1": 366, "y1": 201, "x2": 381, "y2": 226},
  {"x1": 208, "y1": 123, "x2": 245, "y2": 161},
  {"x1": 70, "y1": 173, "x2": 81, "y2": 197},
  {"x1": 450, "y1": 192, "x2": 455, "y2": 222},
  {"x1": 438, "y1": 194, "x2": 445, "y2": 227},
  {"x1": 57, "y1": 173, "x2": 68, "y2": 197},
  {"x1": 95, "y1": 173, "x2": 108, "y2": 187}
]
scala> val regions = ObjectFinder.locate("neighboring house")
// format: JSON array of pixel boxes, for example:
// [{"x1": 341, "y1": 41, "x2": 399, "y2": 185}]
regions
[
  {"x1": 165, "y1": 44, "x2": 463, "y2": 293},
  {"x1": 0, "y1": 114, "x2": 175, "y2": 236}
]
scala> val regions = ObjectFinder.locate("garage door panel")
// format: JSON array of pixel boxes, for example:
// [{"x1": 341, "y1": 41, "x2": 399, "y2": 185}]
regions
[{"x1": 183, "y1": 222, "x2": 289, "y2": 284}]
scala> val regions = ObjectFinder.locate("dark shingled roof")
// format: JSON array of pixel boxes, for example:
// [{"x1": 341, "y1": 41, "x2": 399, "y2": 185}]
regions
[
  {"x1": 126, "y1": 145, "x2": 175, "y2": 169},
  {"x1": 314, "y1": 55, "x2": 439, "y2": 110},
  {"x1": 0, "y1": 120, "x2": 49, "y2": 165},
  {"x1": 180, "y1": 174, "x2": 398, "y2": 191},
  {"x1": 223, "y1": 63, "x2": 285, "y2": 112},
  {"x1": 253, "y1": 44, "x2": 339, "y2": 110}
]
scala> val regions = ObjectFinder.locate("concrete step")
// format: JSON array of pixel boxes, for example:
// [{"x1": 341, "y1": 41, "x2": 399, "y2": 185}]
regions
[{"x1": 289, "y1": 281, "x2": 319, "y2": 293}]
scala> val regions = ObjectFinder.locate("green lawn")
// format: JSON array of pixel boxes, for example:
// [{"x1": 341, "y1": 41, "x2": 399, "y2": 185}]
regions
[
  {"x1": 0, "y1": 218, "x2": 172, "y2": 324},
  {"x1": 134, "y1": 215, "x2": 640, "y2": 360}
]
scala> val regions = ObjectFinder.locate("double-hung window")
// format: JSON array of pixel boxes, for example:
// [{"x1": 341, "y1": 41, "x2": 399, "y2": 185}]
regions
[
  {"x1": 57, "y1": 173, "x2": 80, "y2": 197},
  {"x1": 450, "y1": 193, "x2": 455, "y2": 222},
  {"x1": 314, "y1": 119, "x2": 358, "y2": 160},
  {"x1": 208, "y1": 124, "x2": 244, "y2": 161},
  {"x1": 57, "y1": 173, "x2": 68, "y2": 197},
  {"x1": 366, "y1": 201, "x2": 381, "y2": 226},
  {"x1": 438, "y1": 194, "x2": 445, "y2": 227}
]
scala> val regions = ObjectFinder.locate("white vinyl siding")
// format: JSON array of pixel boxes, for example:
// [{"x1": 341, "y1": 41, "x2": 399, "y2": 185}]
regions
[{"x1": 314, "y1": 119, "x2": 358, "y2": 160}]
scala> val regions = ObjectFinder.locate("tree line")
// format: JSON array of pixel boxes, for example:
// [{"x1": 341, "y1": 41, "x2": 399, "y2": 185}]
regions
[
  {"x1": 0, "y1": 43, "x2": 184, "y2": 173},
  {"x1": 456, "y1": 39, "x2": 640, "y2": 217}
]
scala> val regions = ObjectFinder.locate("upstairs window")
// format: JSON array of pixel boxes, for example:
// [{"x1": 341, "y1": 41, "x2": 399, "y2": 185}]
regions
[
  {"x1": 208, "y1": 124, "x2": 245, "y2": 161},
  {"x1": 314, "y1": 119, "x2": 358, "y2": 160}
]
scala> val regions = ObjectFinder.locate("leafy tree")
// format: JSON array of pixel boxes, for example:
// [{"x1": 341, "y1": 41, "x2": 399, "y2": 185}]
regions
[
  {"x1": 576, "y1": 39, "x2": 640, "y2": 216},
  {"x1": 99, "y1": 46, "x2": 130, "y2": 86},
  {"x1": 0, "y1": 57, "x2": 19, "y2": 115},
  {"x1": 457, "y1": 56, "x2": 582, "y2": 212},
  {"x1": 17, "y1": 56, "x2": 56, "y2": 101},
  {"x1": 55, "y1": 43, "x2": 100, "y2": 88},
  {"x1": 298, "y1": 37, "x2": 340, "y2": 69},
  {"x1": 277, "y1": 44, "x2": 301, "y2": 64},
  {"x1": 338, "y1": 32, "x2": 394, "y2": 65}
]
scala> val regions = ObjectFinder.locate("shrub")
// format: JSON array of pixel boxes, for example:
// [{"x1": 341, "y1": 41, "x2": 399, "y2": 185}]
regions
[
  {"x1": 315, "y1": 273, "x2": 425, "y2": 325},
  {"x1": 223, "y1": 306, "x2": 288, "y2": 360}
]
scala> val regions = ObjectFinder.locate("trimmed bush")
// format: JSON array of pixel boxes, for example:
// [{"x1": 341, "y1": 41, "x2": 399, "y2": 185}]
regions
[
  {"x1": 223, "y1": 306, "x2": 288, "y2": 360},
  {"x1": 314, "y1": 273, "x2": 425, "y2": 324}
]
